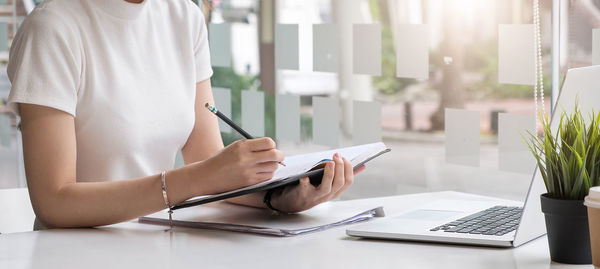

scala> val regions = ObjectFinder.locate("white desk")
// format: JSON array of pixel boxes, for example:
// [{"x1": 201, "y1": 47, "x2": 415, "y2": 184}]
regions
[
  {"x1": 0, "y1": 188, "x2": 35, "y2": 233},
  {"x1": 0, "y1": 189, "x2": 592, "y2": 269}
]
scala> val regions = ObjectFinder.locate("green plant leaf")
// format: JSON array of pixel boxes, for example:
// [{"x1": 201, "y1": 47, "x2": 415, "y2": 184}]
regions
[{"x1": 523, "y1": 100, "x2": 600, "y2": 199}]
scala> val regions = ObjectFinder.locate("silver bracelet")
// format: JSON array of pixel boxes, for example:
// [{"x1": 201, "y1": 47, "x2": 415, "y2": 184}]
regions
[{"x1": 160, "y1": 171, "x2": 174, "y2": 228}]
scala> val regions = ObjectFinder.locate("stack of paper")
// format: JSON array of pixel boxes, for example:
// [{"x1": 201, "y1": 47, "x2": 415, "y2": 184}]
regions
[{"x1": 139, "y1": 202, "x2": 384, "y2": 236}]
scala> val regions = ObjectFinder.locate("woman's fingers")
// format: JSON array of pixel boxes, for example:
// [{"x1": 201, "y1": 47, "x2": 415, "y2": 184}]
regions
[
  {"x1": 255, "y1": 161, "x2": 279, "y2": 173},
  {"x1": 354, "y1": 165, "x2": 366, "y2": 175},
  {"x1": 329, "y1": 154, "x2": 345, "y2": 197},
  {"x1": 316, "y1": 153, "x2": 345, "y2": 201},
  {"x1": 255, "y1": 171, "x2": 275, "y2": 182},
  {"x1": 299, "y1": 177, "x2": 311, "y2": 188},
  {"x1": 342, "y1": 157, "x2": 354, "y2": 185},
  {"x1": 317, "y1": 160, "x2": 335, "y2": 196},
  {"x1": 245, "y1": 137, "x2": 276, "y2": 151},
  {"x1": 298, "y1": 177, "x2": 312, "y2": 199},
  {"x1": 273, "y1": 154, "x2": 367, "y2": 213},
  {"x1": 252, "y1": 148, "x2": 284, "y2": 163},
  {"x1": 332, "y1": 157, "x2": 355, "y2": 199}
]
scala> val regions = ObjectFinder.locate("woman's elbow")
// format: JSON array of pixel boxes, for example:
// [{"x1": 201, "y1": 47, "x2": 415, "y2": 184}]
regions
[
  {"x1": 30, "y1": 198, "x2": 90, "y2": 229},
  {"x1": 31, "y1": 202, "x2": 68, "y2": 228}
]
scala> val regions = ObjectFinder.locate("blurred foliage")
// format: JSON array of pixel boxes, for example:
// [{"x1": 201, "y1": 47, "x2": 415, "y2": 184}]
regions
[
  {"x1": 211, "y1": 66, "x2": 312, "y2": 145},
  {"x1": 525, "y1": 103, "x2": 600, "y2": 199},
  {"x1": 264, "y1": 93, "x2": 276, "y2": 139},
  {"x1": 301, "y1": 114, "x2": 313, "y2": 140},
  {"x1": 210, "y1": 66, "x2": 265, "y2": 146},
  {"x1": 300, "y1": 96, "x2": 313, "y2": 140}
]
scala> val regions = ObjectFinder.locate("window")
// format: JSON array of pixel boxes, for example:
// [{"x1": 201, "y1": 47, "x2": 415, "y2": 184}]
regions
[
  {"x1": 207, "y1": 0, "x2": 553, "y2": 202},
  {"x1": 0, "y1": 0, "x2": 27, "y2": 188},
  {"x1": 0, "y1": 0, "x2": 574, "y2": 204}
]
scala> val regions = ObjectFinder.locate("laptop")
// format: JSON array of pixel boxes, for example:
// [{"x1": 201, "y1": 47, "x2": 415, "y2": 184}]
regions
[{"x1": 347, "y1": 65, "x2": 600, "y2": 247}]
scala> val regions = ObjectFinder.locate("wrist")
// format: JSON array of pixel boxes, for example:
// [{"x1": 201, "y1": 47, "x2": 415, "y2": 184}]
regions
[
  {"x1": 187, "y1": 160, "x2": 233, "y2": 196},
  {"x1": 184, "y1": 161, "x2": 211, "y2": 196},
  {"x1": 267, "y1": 188, "x2": 287, "y2": 213},
  {"x1": 263, "y1": 189, "x2": 279, "y2": 212},
  {"x1": 163, "y1": 165, "x2": 196, "y2": 204}
]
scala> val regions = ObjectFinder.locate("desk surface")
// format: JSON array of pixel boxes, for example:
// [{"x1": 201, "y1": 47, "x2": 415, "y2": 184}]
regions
[
  {"x1": 0, "y1": 188, "x2": 35, "y2": 233},
  {"x1": 0, "y1": 189, "x2": 592, "y2": 269}
]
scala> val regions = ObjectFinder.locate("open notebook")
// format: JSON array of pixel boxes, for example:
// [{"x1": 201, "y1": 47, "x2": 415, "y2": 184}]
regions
[{"x1": 172, "y1": 142, "x2": 390, "y2": 210}]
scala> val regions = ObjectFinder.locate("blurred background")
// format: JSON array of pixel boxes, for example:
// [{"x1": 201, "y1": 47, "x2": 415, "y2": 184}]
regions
[{"x1": 1, "y1": 0, "x2": 598, "y2": 203}]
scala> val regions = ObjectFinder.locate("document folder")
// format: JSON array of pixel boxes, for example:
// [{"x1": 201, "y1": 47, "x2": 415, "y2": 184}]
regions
[{"x1": 140, "y1": 207, "x2": 384, "y2": 236}]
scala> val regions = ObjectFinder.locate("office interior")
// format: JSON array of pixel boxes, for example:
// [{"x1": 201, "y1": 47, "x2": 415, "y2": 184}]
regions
[{"x1": 1, "y1": 0, "x2": 599, "y2": 268}]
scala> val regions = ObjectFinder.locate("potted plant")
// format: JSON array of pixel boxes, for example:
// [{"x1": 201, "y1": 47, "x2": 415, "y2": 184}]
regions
[{"x1": 525, "y1": 104, "x2": 600, "y2": 264}]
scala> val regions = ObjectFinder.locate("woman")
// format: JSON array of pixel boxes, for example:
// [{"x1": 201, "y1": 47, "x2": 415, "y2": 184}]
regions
[{"x1": 7, "y1": 0, "x2": 363, "y2": 229}]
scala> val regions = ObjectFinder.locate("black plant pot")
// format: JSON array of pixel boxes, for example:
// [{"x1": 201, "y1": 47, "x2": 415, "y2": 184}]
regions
[{"x1": 540, "y1": 194, "x2": 592, "y2": 264}]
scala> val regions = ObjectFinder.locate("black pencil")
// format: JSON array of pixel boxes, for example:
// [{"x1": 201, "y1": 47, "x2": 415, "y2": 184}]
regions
[{"x1": 205, "y1": 103, "x2": 286, "y2": 166}]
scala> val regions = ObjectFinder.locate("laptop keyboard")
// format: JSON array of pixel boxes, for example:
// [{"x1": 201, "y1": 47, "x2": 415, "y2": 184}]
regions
[{"x1": 429, "y1": 206, "x2": 523, "y2": 236}]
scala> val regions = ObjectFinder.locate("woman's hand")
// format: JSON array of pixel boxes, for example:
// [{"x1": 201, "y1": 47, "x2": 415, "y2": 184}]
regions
[
  {"x1": 198, "y1": 137, "x2": 284, "y2": 195},
  {"x1": 270, "y1": 153, "x2": 366, "y2": 213}
]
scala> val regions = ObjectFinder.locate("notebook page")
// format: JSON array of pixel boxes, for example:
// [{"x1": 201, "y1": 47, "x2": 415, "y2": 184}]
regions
[{"x1": 262, "y1": 141, "x2": 386, "y2": 185}]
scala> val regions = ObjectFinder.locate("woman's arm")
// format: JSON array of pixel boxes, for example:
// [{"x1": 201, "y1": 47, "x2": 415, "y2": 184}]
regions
[
  {"x1": 183, "y1": 80, "x2": 365, "y2": 213},
  {"x1": 20, "y1": 80, "x2": 283, "y2": 228},
  {"x1": 20, "y1": 104, "x2": 197, "y2": 227},
  {"x1": 180, "y1": 81, "x2": 259, "y2": 204},
  {"x1": 181, "y1": 79, "x2": 224, "y2": 163},
  {"x1": 181, "y1": 81, "x2": 275, "y2": 208}
]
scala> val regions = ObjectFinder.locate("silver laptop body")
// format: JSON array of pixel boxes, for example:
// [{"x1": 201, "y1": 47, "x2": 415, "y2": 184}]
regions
[{"x1": 347, "y1": 65, "x2": 600, "y2": 247}]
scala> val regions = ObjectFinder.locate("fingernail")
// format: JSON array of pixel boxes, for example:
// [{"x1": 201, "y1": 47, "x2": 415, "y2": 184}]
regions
[{"x1": 334, "y1": 153, "x2": 339, "y2": 159}]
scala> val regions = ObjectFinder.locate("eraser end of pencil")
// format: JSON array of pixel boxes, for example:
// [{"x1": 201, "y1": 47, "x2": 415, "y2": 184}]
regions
[{"x1": 204, "y1": 103, "x2": 210, "y2": 108}]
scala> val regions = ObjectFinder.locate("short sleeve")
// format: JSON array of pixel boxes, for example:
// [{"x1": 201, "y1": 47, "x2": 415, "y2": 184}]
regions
[
  {"x1": 7, "y1": 9, "x2": 81, "y2": 117},
  {"x1": 191, "y1": 4, "x2": 213, "y2": 83}
]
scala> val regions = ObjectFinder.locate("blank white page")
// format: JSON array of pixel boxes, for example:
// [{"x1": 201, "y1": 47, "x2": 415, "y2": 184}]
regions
[{"x1": 273, "y1": 142, "x2": 388, "y2": 180}]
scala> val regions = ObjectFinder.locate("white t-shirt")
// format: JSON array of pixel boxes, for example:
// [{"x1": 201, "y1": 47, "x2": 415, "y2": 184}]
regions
[{"x1": 7, "y1": 0, "x2": 213, "y2": 182}]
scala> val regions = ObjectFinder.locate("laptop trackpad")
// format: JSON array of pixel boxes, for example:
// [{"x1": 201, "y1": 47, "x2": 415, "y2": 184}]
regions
[{"x1": 395, "y1": 209, "x2": 463, "y2": 221}]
